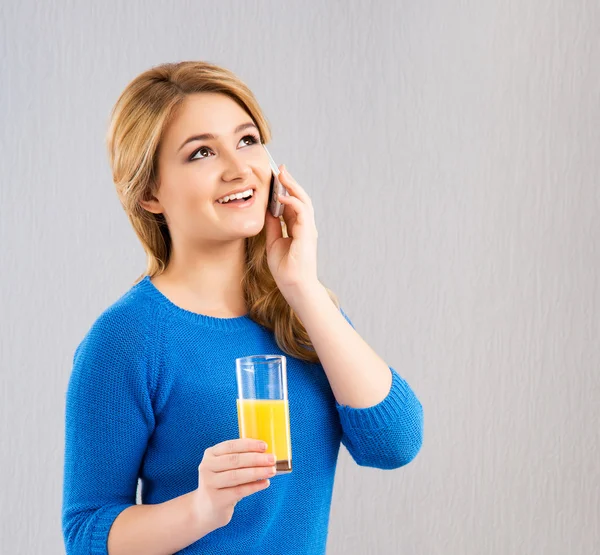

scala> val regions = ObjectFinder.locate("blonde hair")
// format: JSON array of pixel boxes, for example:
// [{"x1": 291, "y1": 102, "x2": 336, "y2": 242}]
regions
[{"x1": 106, "y1": 60, "x2": 340, "y2": 363}]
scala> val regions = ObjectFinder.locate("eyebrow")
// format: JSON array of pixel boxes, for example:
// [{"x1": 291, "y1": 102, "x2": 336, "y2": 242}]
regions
[{"x1": 177, "y1": 122, "x2": 260, "y2": 153}]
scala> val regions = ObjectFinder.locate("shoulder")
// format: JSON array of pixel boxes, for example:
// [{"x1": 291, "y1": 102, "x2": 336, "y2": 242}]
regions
[
  {"x1": 67, "y1": 283, "x2": 160, "y2": 416},
  {"x1": 72, "y1": 281, "x2": 159, "y2": 373}
]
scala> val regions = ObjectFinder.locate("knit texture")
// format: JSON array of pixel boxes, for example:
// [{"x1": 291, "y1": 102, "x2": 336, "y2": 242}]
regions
[{"x1": 62, "y1": 276, "x2": 423, "y2": 554}]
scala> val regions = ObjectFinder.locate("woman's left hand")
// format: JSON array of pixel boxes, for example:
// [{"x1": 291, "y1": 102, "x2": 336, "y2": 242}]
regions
[{"x1": 264, "y1": 164, "x2": 321, "y2": 299}]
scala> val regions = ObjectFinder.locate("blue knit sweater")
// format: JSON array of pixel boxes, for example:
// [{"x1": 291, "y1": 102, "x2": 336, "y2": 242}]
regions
[{"x1": 62, "y1": 276, "x2": 423, "y2": 554}]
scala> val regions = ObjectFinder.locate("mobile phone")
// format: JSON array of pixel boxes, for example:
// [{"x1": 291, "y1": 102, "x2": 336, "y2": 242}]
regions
[{"x1": 263, "y1": 144, "x2": 289, "y2": 218}]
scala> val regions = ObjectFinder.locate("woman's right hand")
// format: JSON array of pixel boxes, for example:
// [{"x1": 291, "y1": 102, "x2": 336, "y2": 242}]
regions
[{"x1": 193, "y1": 438, "x2": 277, "y2": 529}]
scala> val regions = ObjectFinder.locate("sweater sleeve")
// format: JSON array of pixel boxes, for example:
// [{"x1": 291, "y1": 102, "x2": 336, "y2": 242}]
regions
[
  {"x1": 336, "y1": 308, "x2": 424, "y2": 470},
  {"x1": 62, "y1": 305, "x2": 156, "y2": 555}
]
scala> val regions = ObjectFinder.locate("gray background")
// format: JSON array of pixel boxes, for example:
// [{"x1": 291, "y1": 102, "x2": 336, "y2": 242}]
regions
[{"x1": 1, "y1": 1, "x2": 598, "y2": 553}]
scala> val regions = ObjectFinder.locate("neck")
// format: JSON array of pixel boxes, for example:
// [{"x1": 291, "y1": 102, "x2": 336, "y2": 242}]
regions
[{"x1": 153, "y1": 238, "x2": 248, "y2": 317}]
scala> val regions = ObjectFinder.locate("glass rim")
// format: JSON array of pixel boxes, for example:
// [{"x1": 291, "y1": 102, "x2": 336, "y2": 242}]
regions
[{"x1": 236, "y1": 354, "x2": 285, "y2": 365}]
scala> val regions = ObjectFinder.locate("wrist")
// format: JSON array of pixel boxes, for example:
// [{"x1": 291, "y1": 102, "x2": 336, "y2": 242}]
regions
[
  {"x1": 284, "y1": 280, "x2": 330, "y2": 315},
  {"x1": 186, "y1": 490, "x2": 221, "y2": 536}
]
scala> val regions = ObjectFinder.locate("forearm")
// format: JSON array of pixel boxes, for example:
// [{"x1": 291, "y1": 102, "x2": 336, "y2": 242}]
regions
[
  {"x1": 107, "y1": 491, "x2": 217, "y2": 555},
  {"x1": 289, "y1": 282, "x2": 393, "y2": 409}
]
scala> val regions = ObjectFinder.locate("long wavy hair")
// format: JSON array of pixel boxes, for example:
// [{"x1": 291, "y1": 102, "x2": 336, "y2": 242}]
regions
[{"x1": 105, "y1": 60, "x2": 340, "y2": 363}]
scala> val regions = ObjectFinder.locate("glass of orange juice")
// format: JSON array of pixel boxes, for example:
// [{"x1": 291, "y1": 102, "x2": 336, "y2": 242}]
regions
[{"x1": 236, "y1": 355, "x2": 292, "y2": 475}]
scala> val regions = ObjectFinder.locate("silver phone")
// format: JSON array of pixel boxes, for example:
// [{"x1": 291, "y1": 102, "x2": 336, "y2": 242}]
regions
[{"x1": 263, "y1": 144, "x2": 289, "y2": 218}]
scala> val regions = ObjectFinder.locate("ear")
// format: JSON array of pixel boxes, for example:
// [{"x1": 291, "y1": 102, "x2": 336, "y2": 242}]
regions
[{"x1": 139, "y1": 194, "x2": 164, "y2": 215}]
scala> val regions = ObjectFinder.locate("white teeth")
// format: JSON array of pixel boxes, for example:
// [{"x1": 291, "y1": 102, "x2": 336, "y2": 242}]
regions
[{"x1": 217, "y1": 189, "x2": 254, "y2": 204}]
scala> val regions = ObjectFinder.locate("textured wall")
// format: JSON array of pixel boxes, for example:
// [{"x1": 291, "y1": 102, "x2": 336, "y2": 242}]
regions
[{"x1": 1, "y1": 1, "x2": 598, "y2": 553}]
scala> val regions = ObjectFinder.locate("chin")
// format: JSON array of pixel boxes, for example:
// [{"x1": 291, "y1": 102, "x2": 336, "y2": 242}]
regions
[{"x1": 227, "y1": 220, "x2": 265, "y2": 239}]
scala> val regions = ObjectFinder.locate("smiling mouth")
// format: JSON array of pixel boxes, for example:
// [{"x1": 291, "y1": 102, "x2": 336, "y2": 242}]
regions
[
  {"x1": 215, "y1": 188, "x2": 256, "y2": 204},
  {"x1": 215, "y1": 190, "x2": 257, "y2": 208}
]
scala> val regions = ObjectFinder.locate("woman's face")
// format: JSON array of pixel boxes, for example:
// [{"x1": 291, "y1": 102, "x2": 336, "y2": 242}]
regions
[{"x1": 142, "y1": 92, "x2": 272, "y2": 246}]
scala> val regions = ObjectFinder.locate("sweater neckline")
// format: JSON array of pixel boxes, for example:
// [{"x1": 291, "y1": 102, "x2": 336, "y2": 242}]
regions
[{"x1": 136, "y1": 275, "x2": 257, "y2": 331}]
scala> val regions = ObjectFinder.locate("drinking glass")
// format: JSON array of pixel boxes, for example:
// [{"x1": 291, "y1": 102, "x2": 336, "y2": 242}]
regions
[{"x1": 236, "y1": 355, "x2": 292, "y2": 474}]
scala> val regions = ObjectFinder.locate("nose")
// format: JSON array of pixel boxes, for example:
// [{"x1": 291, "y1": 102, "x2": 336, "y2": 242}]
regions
[{"x1": 220, "y1": 149, "x2": 253, "y2": 180}]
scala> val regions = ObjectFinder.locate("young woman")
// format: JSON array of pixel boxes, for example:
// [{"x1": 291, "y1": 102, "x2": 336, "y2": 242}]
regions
[{"x1": 62, "y1": 60, "x2": 423, "y2": 555}]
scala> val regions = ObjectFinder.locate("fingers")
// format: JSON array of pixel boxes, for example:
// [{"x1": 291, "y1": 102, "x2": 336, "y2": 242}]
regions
[
  {"x1": 196, "y1": 439, "x2": 275, "y2": 523},
  {"x1": 230, "y1": 478, "x2": 272, "y2": 502},
  {"x1": 203, "y1": 438, "x2": 277, "y2": 489},
  {"x1": 210, "y1": 438, "x2": 265, "y2": 457},
  {"x1": 278, "y1": 165, "x2": 313, "y2": 208},
  {"x1": 276, "y1": 166, "x2": 315, "y2": 234},
  {"x1": 278, "y1": 195, "x2": 318, "y2": 238},
  {"x1": 278, "y1": 195, "x2": 308, "y2": 224},
  {"x1": 211, "y1": 450, "x2": 276, "y2": 473},
  {"x1": 264, "y1": 203, "x2": 285, "y2": 248},
  {"x1": 214, "y1": 464, "x2": 277, "y2": 489}
]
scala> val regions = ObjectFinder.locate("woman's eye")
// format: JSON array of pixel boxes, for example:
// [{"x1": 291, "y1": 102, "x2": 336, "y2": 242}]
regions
[{"x1": 189, "y1": 133, "x2": 260, "y2": 161}]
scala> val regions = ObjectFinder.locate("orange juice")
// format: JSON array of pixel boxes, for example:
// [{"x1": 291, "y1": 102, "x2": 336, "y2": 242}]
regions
[{"x1": 236, "y1": 399, "x2": 292, "y2": 473}]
